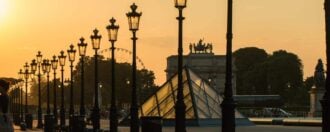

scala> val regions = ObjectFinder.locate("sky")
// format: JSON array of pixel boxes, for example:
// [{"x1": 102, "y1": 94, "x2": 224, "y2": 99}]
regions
[{"x1": 0, "y1": 0, "x2": 326, "y2": 85}]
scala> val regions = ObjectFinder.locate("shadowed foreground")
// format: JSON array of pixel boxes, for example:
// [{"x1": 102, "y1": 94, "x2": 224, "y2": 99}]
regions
[{"x1": 14, "y1": 124, "x2": 321, "y2": 132}]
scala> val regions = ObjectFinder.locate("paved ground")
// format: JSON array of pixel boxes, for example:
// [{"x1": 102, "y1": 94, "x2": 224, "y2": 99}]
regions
[{"x1": 14, "y1": 125, "x2": 321, "y2": 132}]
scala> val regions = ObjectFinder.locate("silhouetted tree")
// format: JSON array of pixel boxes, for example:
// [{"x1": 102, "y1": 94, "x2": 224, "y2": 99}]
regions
[
  {"x1": 27, "y1": 55, "x2": 158, "y2": 111},
  {"x1": 233, "y1": 47, "x2": 268, "y2": 94},
  {"x1": 266, "y1": 50, "x2": 304, "y2": 105},
  {"x1": 234, "y1": 47, "x2": 305, "y2": 106}
]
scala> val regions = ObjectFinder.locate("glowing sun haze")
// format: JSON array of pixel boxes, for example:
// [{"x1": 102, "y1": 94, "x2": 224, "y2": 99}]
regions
[
  {"x1": 0, "y1": 0, "x2": 8, "y2": 20},
  {"x1": 0, "y1": 0, "x2": 326, "y2": 85}
]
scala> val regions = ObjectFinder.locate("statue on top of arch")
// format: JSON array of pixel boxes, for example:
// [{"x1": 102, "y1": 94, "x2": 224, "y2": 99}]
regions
[{"x1": 189, "y1": 39, "x2": 213, "y2": 54}]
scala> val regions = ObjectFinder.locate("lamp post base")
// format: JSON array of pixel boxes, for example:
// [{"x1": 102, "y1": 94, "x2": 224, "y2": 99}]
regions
[
  {"x1": 44, "y1": 115, "x2": 55, "y2": 132},
  {"x1": 221, "y1": 99, "x2": 236, "y2": 132},
  {"x1": 60, "y1": 108, "x2": 66, "y2": 130},
  {"x1": 321, "y1": 99, "x2": 330, "y2": 132},
  {"x1": 25, "y1": 113, "x2": 33, "y2": 129},
  {"x1": 37, "y1": 109, "x2": 43, "y2": 128},
  {"x1": 71, "y1": 115, "x2": 86, "y2": 131},
  {"x1": 13, "y1": 113, "x2": 21, "y2": 125},
  {"x1": 20, "y1": 122, "x2": 27, "y2": 131},
  {"x1": 92, "y1": 107, "x2": 100, "y2": 131}
]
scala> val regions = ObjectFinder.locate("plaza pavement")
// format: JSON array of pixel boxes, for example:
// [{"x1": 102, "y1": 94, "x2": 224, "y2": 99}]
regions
[{"x1": 13, "y1": 120, "x2": 322, "y2": 132}]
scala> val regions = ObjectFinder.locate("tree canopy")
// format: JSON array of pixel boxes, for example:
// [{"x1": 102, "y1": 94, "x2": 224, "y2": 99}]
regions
[
  {"x1": 28, "y1": 55, "x2": 158, "y2": 110},
  {"x1": 233, "y1": 47, "x2": 268, "y2": 95},
  {"x1": 233, "y1": 47, "x2": 305, "y2": 106}
]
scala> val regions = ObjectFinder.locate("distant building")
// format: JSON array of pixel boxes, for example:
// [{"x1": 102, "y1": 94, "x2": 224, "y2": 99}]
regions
[{"x1": 165, "y1": 39, "x2": 236, "y2": 95}]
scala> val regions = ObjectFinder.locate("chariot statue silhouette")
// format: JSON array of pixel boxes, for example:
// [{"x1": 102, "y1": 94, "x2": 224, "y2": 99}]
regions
[{"x1": 189, "y1": 39, "x2": 213, "y2": 54}]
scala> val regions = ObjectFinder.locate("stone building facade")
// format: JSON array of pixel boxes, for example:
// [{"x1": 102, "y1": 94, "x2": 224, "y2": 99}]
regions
[{"x1": 165, "y1": 39, "x2": 236, "y2": 95}]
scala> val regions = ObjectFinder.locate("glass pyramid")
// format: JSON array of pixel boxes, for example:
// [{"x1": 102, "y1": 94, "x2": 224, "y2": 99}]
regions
[{"x1": 138, "y1": 67, "x2": 250, "y2": 126}]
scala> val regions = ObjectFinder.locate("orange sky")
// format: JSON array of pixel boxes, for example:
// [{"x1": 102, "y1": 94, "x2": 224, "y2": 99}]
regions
[{"x1": 0, "y1": 0, "x2": 326, "y2": 85}]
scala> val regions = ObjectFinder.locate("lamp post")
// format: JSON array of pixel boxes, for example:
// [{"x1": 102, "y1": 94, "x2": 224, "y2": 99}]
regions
[
  {"x1": 90, "y1": 28, "x2": 102, "y2": 131},
  {"x1": 77, "y1": 37, "x2": 87, "y2": 131},
  {"x1": 221, "y1": 0, "x2": 236, "y2": 131},
  {"x1": 18, "y1": 69, "x2": 24, "y2": 124},
  {"x1": 42, "y1": 59, "x2": 51, "y2": 115},
  {"x1": 24, "y1": 62, "x2": 33, "y2": 129},
  {"x1": 126, "y1": 3, "x2": 142, "y2": 132},
  {"x1": 77, "y1": 37, "x2": 87, "y2": 117},
  {"x1": 15, "y1": 83, "x2": 20, "y2": 124},
  {"x1": 32, "y1": 51, "x2": 44, "y2": 128},
  {"x1": 106, "y1": 17, "x2": 119, "y2": 132},
  {"x1": 58, "y1": 51, "x2": 67, "y2": 129},
  {"x1": 51, "y1": 55, "x2": 59, "y2": 125},
  {"x1": 173, "y1": 0, "x2": 187, "y2": 131},
  {"x1": 322, "y1": 0, "x2": 330, "y2": 131},
  {"x1": 67, "y1": 44, "x2": 76, "y2": 130},
  {"x1": 42, "y1": 59, "x2": 55, "y2": 131}
]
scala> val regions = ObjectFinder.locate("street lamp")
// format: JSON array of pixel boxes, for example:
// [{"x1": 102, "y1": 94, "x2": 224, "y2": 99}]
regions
[
  {"x1": 58, "y1": 51, "x2": 67, "y2": 129},
  {"x1": 18, "y1": 69, "x2": 24, "y2": 124},
  {"x1": 221, "y1": 0, "x2": 236, "y2": 132},
  {"x1": 51, "y1": 55, "x2": 58, "y2": 125},
  {"x1": 24, "y1": 62, "x2": 33, "y2": 129},
  {"x1": 106, "y1": 17, "x2": 119, "y2": 132},
  {"x1": 42, "y1": 59, "x2": 51, "y2": 114},
  {"x1": 77, "y1": 37, "x2": 87, "y2": 118},
  {"x1": 76, "y1": 37, "x2": 88, "y2": 131},
  {"x1": 67, "y1": 45, "x2": 76, "y2": 111},
  {"x1": 126, "y1": 3, "x2": 142, "y2": 132},
  {"x1": 32, "y1": 51, "x2": 44, "y2": 128},
  {"x1": 174, "y1": 0, "x2": 187, "y2": 131},
  {"x1": 90, "y1": 28, "x2": 102, "y2": 131},
  {"x1": 42, "y1": 59, "x2": 55, "y2": 131},
  {"x1": 67, "y1": 44, "x2": 76, "y2": 130}
]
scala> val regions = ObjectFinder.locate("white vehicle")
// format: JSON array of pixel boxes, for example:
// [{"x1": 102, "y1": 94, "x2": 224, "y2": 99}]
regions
[{"x1": 262, "y1": 108, "x2": 292, "y2": 117}]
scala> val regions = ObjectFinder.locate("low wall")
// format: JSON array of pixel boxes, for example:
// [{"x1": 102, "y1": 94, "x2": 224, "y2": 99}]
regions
[{"x1": 249, "y1": 118, "x2": 321, "y2": 126}]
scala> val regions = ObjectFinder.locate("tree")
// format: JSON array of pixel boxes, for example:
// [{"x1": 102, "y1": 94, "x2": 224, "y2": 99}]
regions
[
  {"x1": 233, "y1": 47, "x2": 268, "y2": 94},
  {"x1": 234, "y1": 47, "x2": 305, "y2": 106},
  {"x1": 27, "y1": 55, "x2": 158, "y2": 111},
  {"x1": 266, "y1": 50, "x2": 304, "y2": 105},
  {"x1": 71, "y1": 55, "x2": 158, "y2": 109}
]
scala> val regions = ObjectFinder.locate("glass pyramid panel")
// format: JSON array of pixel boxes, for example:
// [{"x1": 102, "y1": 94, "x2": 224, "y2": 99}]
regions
[{"x1": 139, "y1": 67, "x2": 245, "y2": 121}]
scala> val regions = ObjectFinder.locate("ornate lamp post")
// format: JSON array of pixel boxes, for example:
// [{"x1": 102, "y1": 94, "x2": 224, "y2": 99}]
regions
[
  {"x1": 126, "y1": 3, "x2": 142, "y2": 132},
  {"x1": 42, "y1": 59, "x2": 51, "y2": 114},
  {"x1": 42, "y1": 59, "x2": 55, "y2": 131},
  {"x1": 58, "y1": 51, "x2": 67, "y2": 129},
  {"x1": 67, "y1": 44, "x2": 76, "y2": 130},
  {"x1": 23, "y1": 63, "x2": 29, "y2": 112},
  {"x1": 77, "y1": 37, "x2": 87, "y2": 118},
  {"x1": 51, "y1": 55, "x2": 59, "y2": 125},
  {"x1": 18, "y1": 69, "x2": 24, "y2": 124},
  {"x1": 106, "y1": 17, "x2": 119, "y2": 132},
  {"x1": 67, "y1": 45, "x2": 76, "y2": 112},
  {"x1": 24, "y1": 62, "x2": 33, "y2": 129},
  {"x1": 90, "y1": 28, "x2": 102, "y2": 131},
  {"x1": 32, "y1": 51, "x2": 44, "y2": 128},
  {"x1": 77, "y1": 37, "x2": 87, "y2": 131},
  {"x1": 221, "y1": 0, "x2": 236, "y2": 131},
  {"x1": 173, "y1": 0, "x2": 187, "y2": 131}
]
